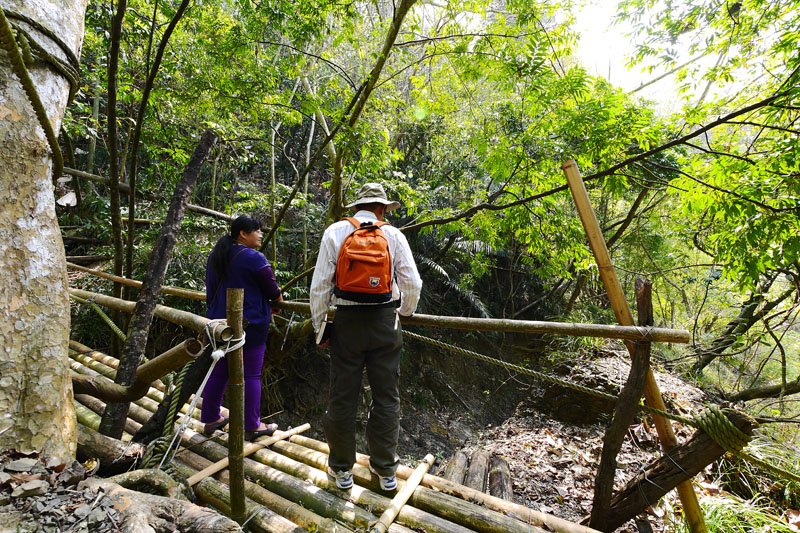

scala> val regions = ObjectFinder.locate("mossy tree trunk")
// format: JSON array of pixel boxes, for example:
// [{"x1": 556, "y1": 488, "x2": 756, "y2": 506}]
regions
[{"x1": 0, "y1": 0, "x2": 89, "y2": 462}]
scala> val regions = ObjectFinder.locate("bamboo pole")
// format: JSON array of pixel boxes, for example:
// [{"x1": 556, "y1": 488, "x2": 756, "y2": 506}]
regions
[
  {"x1": 67, "y1": 262, "x2": 206, "y2": 300},
  {"x1": 290, "y1": 434, "x2": 600, "y2": 533},
  {"x1": 74, "y1": 394, "x2": 141, "y2": 436},
  {"x1": 69, "y1": 345, "x2": 204, "y2": 418},
  {"x1": 561, "y1": 159, "x2": 706, "y2": 533},
  {"x1": 62, "y1": 167, "x2": 236, "y2": 222},
  {"x1": 69, "y1": 288, "x2": 232, "y2": 340},
  {"x1": 177, "y1": 448, "x2": 353, "y2": 533},
  {"x1": 269, "y1": 438, "x2": 551, "y2": 533},
  {"x1": 371, "y1": 454, "x2": 434, "y2": 533},
  {"x1": 69, "y1": 355, "x2": 593, "y2": 533},
  {"x1": 187, "y1": 424, "x2": 312, "y2": 486},
  {"x1": 275, "y1": 301, "x2": 689, "y2": 343},
  {"x1": 226, "y1": 289, "x2": 246, "y2": 525},
  {"x1": 72, "y1": 338, "x2": 202, "y2": 402},
  {"x1": 171, "y1": 459, "x2": 306, "y2": 533}
]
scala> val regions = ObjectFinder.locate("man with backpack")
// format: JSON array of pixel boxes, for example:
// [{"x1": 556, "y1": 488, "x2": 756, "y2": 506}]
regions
[{"x1": 310, "y1": 182, "x2": 422, "y2": 491}]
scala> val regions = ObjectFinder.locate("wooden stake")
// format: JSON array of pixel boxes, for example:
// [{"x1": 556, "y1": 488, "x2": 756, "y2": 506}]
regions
[
  {"x1": 371, "y1": 454, "x2": 435, "y2": 533},
  {"x1": 225, "y1": 288, "x2": 246, "y2": 525},
  {"x1": 187, "y1": 424, "x2": 311, "y2": 486},
  {"x1": 561, "y1": 159, "x2": 706, "y2": 533}
]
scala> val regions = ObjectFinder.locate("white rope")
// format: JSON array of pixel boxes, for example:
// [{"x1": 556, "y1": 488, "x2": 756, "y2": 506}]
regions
[{"x1": 157, "y1": 320, "x2": 245, "y2": 470}]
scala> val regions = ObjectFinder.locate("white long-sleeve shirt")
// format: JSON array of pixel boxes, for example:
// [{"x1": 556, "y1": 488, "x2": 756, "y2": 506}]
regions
[{"x1": 310, "y1": 210, "x2": 423, "y2": 336}]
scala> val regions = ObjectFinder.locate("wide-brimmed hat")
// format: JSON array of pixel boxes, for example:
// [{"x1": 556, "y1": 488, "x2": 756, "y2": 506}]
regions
[{"x1": 345, "y1": 182, "x2": 401, "y2": 212}]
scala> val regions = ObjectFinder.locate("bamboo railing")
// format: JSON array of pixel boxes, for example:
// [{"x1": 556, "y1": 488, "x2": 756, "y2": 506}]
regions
[{"x1": 69, "y1": 345, "x2": 599, "y2": 533}]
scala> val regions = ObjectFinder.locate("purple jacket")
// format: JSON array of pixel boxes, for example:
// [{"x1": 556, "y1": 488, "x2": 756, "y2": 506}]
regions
[{"x1": 206, "y1": 245, "x2": 281, "y2": 347}]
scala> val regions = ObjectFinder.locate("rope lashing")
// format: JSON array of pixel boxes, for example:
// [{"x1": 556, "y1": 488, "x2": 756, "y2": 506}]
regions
[
  {"x1": 69, "y1": 293, "x2": 127, "y2": 341},
  {"x1": 0, "y1": 8, "x2": 79, "y2": 180},
  {"x1": 155, "y1": 321, "x2": 245, "y2": 471},
  {"x1": 403, "y1": 330, "x2": 800, "y2": 483}
]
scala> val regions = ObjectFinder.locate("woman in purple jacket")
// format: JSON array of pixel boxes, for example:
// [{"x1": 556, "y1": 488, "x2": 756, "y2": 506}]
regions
[{"x1": 201, "y1": 215, "x2": 283, "y2": 440}]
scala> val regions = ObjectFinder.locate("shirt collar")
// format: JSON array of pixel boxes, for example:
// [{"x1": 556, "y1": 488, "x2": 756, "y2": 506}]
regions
[{"x1": 354, "y1": 210, "x2": 378, "y2": 221}]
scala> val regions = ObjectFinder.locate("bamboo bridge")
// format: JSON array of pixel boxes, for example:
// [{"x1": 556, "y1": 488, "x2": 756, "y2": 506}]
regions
[{"x1": 63, "y1": 162, "x2": 771, "y2": 532}]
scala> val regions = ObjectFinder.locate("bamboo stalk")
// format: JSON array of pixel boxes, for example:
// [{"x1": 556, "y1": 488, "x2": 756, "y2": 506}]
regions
[
  {"x1": 69, "y1": 348, "x2": 203, "y2": 418},
  {"x1": 69, "y1": 355, "x2": 591, "y2": 533},
  {"x1": 69, "y1": 288, "x2": 231, "y2": 339},
  {"x1": 561, "y1": 159, "x2": 706, "y2": 533},
  {"x1": 290, "y1": 434, "x2": 600, "y2": 533},
  {"x1": 371, "y1": 454, "x2": 434, "y2": 533},
  {"x1": 275, "y1": 301, "x2": 689, "y2": 343},
  {"x1": 270, "y1": 438, "x2": 550, "y2": 533},
  {"x1": 177, "y1": 448, "x2": 353, "y2": 533},
  {"x1": 180, "y1": 429, "x2": 420, "y2": 533},
  {"x1": 226, "y1": 288, "x2": 246, "y2": 525},
  {"x1": 67, "y1": 262, "x2": 206, "y2": 300},
  {"x1": 72, "y1": 338, "x2": 202, "y2": 402},
  {"x1": 187, "y1": 424, "x2": 311, "y2": 486},
  {"x1": 171, "y1": 459, "x2": 305, "y2": 533},
  {"x1": 74, "y1": 394, "x2": 142, "y2": 435},
  {"x1": 62, "y1": 167, "x2": 236, "y2": 222}
]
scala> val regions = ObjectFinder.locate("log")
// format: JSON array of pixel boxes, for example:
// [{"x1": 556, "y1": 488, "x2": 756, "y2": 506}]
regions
[
  {"x1": 67, "y1": 262, "x2": 206, "y2": 300},
  {"x1": 69, "y1": 355, "x2": 593, "y2": 533},
  {"x1": 603, "y1": 408, "x2": 758, "y2": 531},
  {"x1": 372, "y1": 454, "x2": 435, "y2": 533},
  {"x1": 176, "y1": 448, "x2": 353, "y2": 533},
  {"x1": 171, "y1": 459, "x2": 306, "y2": 533},
  {"x1": 464, "y1": 449, "x2": 489, "y2": 492},
  {"x1": 562, "y1": 159, "x2": 706, "y2": 533},
  {"x1": 108, "y1": 469, "x2": 184, "y2": 499},
  {"x1": 290, "y1": 434, "x2": 600, "y2": 533},
  {"x1": 76, "y1": 423, "x2": 145, "y2": 475},
  {"x1": 588, "y1": 279, "x2": 652, "y2": 530},
  {"x1": 443, "y1": 450, "x2": 468, "y2": 484},
  {"x1": 78, "y1": 477, "x2": 240, "y2": 532},
  {"x1": 487, "y1": 456, "x2": 513, "y2": 501}
]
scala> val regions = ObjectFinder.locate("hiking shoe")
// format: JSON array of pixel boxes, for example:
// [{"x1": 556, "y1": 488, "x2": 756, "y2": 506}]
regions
[
  {"x1": 327, "y1": 467, "x2": 354, "y2": 490},
  {"x1": 369, "y1": 465, "x2": 397, "y2": 491}
]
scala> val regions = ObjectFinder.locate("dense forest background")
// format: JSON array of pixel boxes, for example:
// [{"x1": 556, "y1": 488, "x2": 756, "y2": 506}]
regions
[{"x1": 5, "y1": 0, "x2": 799, "y2": 530}]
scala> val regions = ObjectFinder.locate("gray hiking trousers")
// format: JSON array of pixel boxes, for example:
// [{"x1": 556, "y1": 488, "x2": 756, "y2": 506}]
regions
[{"x1": 323, "y1": 305, "x2": 402, "y2": 477}]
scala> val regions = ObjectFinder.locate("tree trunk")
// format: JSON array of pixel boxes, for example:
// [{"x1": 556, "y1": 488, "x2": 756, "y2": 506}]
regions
[
  {"x1": 0, "y1": 0, "x2": 89, "y2": 462},
  {"x1": 100, "y1": 129, "x2": 217, "y2": 438},
  {"x1": 693, "y1": 278, "x2": 793, "y2": 373}
]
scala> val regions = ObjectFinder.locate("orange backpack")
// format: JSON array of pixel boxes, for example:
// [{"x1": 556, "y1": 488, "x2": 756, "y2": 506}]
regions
[{"x1": 334, "y1": 217, "x2": 393, "y2": 303}]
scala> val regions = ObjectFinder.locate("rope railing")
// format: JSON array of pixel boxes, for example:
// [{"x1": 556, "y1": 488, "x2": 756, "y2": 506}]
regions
[{"x1": 68, "y1": 280, "x2": 798, "y2": 483}]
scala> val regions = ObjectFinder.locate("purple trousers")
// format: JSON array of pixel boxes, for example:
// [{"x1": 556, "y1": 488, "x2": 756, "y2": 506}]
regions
[{"x1": 201, "y1": 344, "x2": 265, "y2": 431}]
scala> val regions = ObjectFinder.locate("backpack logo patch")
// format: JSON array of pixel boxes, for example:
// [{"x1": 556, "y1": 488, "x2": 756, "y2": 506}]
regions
[{"x1": 369, "y1": 276, "x2": 381, "y2": 287}]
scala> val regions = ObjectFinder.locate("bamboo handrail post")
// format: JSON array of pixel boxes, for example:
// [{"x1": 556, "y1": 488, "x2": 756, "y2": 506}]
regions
[
  {"x1": 561, "y1": 159, "x2": 706, "y2": 532},
  {"x1": 371, "y1": 454, "x2": 435, "y2": 533},
  {"x1": 226, "y1": 288, "x2": 246, "y2": 525}
]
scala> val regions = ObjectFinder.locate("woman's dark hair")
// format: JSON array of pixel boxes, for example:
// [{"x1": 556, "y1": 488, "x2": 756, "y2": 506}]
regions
[{"x1": 209, "y1": 215, "x2": 262, "y2": 278}]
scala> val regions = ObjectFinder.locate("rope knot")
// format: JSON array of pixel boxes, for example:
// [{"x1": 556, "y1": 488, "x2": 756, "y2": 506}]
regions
[{"x1": 694, "y1": 407, "x2": 751, "y2": 453}]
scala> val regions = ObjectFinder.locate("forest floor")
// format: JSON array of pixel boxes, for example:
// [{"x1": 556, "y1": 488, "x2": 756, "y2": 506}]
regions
[{"x1": 393, "y1": 345, "x2": 711, "y2": 532}]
